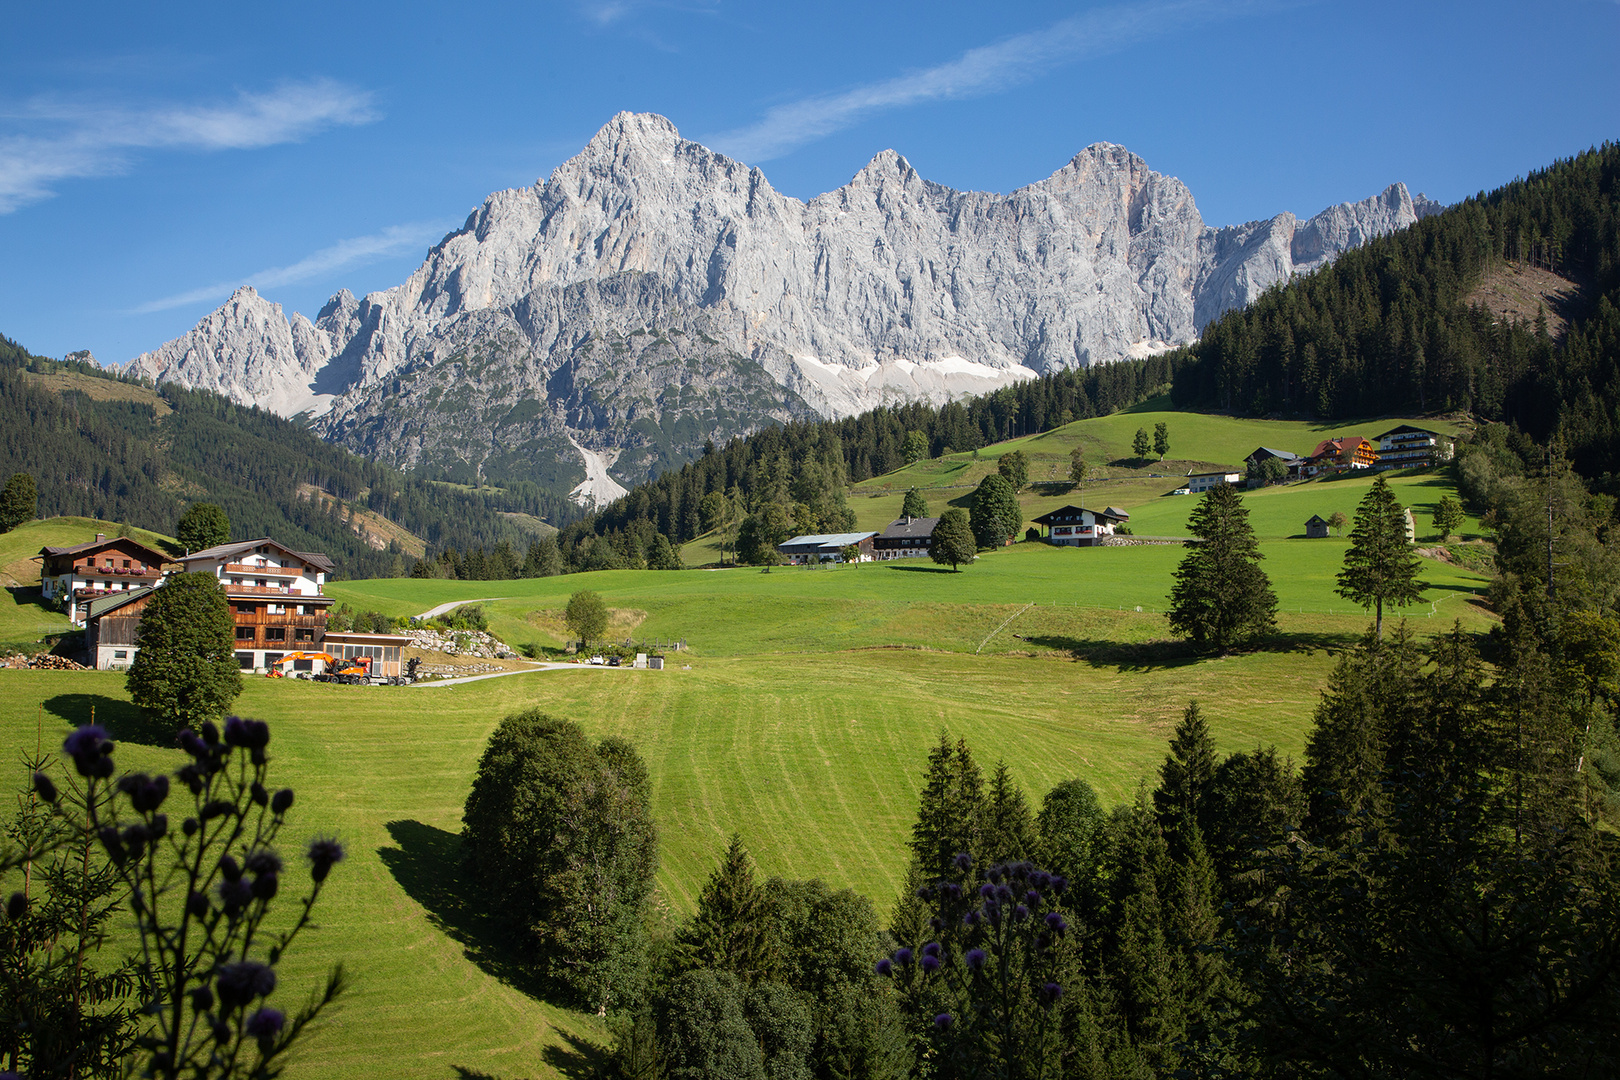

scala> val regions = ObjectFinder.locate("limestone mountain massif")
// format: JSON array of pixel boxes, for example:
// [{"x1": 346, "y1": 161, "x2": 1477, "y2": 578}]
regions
[{"x1": 128, "y1": 112, "x2": 1440, "y2": 506}]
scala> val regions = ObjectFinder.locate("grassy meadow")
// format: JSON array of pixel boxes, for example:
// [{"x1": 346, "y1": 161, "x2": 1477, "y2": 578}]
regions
[{"x1": 0, "y1": 409, "x2": 1493, "y2": 1079}]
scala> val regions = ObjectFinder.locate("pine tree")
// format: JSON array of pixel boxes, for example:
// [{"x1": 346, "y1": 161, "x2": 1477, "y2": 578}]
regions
[
  {"x1": 676, "y1": 835, "x2": 779, "y2": 986},
  {"x1": 1132, "y1": 428, "x2": 1151, "y2": 459},
  {"x1": 900, "y1": 487, "x2": 928, "y2": 518},
  {"x1": 1336, "y1": 476, "x2": 1426, "y2": 640},
  {"x1": 1153, "y1": 422, "x2": 1170, "y2": 461},
  {"x1": 980, "y1": 761, "x2": 1036, "y2": 865},
  {"x1": 1167, "y1": 484, "x2": 1277, "y2": 651}
]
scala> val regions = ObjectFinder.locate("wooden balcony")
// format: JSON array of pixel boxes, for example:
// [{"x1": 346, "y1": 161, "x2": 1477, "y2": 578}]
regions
[
  {"x1": 222, "y1": 584, "x2": 326, "y2": 598},
  {"x1": 223, "y1": 563, "x2": 304, "y2": 577}
]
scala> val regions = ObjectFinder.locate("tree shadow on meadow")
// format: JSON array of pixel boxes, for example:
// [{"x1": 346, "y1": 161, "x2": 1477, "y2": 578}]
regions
[
  {"x1": 884, "y1": 563, "x2": 957, "y2": 574},
  {"x1": 540, "y1": 1030, "x2": 607, "y2": 1080},
  {"x1": 42, "y1": 693, "x2": 177, "y2": 749},
  {"x1": 378, "y1": 819, "x2": 552, "y2": 1002},
  {"x1": 1025, "y1": 627, "x2": 1357, "y2": 671}
]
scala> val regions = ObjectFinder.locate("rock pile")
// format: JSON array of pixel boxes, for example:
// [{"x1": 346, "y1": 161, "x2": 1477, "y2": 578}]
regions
[{"x1": 406, "y1": 628, "x2": 515, "y2": 660}]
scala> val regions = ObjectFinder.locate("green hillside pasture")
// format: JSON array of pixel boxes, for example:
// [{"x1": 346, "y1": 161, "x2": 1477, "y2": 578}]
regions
[
  {"x1": 333, "y1": 538, "x2": 1492, "y2": 661},
  {"x1": 1, "y1": 639, "x2": 1332, "y2": 1078},
  {"x1": 0, "y1": 517, "x2": 180, "y2": 649}
]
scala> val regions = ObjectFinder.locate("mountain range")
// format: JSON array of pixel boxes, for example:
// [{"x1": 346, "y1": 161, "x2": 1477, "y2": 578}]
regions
[{"x1": 128, "y1": 112, "x2": 1440, "y2": 506}]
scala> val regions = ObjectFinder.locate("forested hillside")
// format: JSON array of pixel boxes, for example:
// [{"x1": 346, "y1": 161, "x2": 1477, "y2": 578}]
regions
[
  {"x1": 1171, "y1": 143, "x2": 1620, "y2": 478},
  {"x1": 0, "y1": 339, "x2": 581, "y2": 577}
]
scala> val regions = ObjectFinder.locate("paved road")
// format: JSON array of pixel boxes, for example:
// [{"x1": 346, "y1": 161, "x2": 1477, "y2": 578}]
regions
[
  {"x1": 414, "y1": 597, "x2": 508, "y2": 621},
  {"x1": 409, "y1": 662, "x2": 626, "y2": 688}
]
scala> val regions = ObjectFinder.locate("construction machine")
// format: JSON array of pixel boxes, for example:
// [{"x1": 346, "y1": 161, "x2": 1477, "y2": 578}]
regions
[{"x1": 267, "y1": 652, "x2": 373, "y2": 684}]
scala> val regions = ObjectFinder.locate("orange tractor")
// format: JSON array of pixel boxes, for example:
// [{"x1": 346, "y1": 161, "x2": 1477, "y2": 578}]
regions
[{"x1": 266, "y1": 652, "x2": 374, "y2": 684}]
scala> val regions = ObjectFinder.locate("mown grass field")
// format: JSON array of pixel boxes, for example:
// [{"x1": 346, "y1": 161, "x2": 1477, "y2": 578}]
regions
[
  {"x1": 0, "y1": 518, "x2": 179, "y2": 650},
  {"x1": 0, "y1": 411, "x2": 1492, "y2": 1079}
]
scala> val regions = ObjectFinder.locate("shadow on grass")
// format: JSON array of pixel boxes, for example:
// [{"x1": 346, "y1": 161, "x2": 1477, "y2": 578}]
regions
[
  {"x1": 542, "y1": 1030, "x2": 608, "y2": 1080},
  {"x1": 1026, "y1": 628, "x2": 1356, "y2": 671},
  {"x1": 884, "y1": 563, "x2": 958, "y2": 574},
  {"x1": 378, "y1": 819, "x2": 551, "y2": 1004},
  {"x1": 42, "y1": 693, "x2": 176, "y2": 748},
  {"x1": 5, "y1": 585, "x2": 57, "y2": 616}
]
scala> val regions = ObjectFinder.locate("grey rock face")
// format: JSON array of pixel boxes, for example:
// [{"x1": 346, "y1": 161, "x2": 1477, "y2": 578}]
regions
[{"x1": 128, "y1": 113, "x2": 1432, "y2": 500}]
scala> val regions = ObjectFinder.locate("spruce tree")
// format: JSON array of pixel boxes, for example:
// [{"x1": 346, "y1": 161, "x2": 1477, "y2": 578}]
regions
[
  {"x1": 1132, "y1": 428, "x2": 1151, "y2": 459},
  {"x1": 1153, "y1": 422, "x2": 1170, "y2": 460},
  {"x1": 1153, "y1": 701, "x2": 1216, "y2": 857},
  {"x1": 676, "y1": 835, "x2": 778, "y2": 986},
  {"x1": 980, "y1": 761, "x2": 1037, "y2": 865},
  {"x1": 900, "y1": 487, "x2": 928, "y2": 518},
  {"x1": 1167, "y1": 484, "x2": 1277, "y2": 652},
  {"x1": 1336, "y1": 476, "x2": 1426, "y2": 639}
]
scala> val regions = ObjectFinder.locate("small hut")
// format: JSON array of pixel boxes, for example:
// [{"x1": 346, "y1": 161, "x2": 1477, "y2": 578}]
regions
[{"x1": 1305, "y1": 514, "x2": 1331, "y2": 539}]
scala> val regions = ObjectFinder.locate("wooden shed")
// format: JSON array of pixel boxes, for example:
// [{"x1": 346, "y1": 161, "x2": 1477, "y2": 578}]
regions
[{"x1": 1305, "y1": 514, "x2": 1331, "y2": 539}]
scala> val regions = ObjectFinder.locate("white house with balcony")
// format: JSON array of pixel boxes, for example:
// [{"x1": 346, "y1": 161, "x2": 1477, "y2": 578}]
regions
[
  {"x1": 179, "y1": 539, "x2": 336, "y2": 671},
  {"x1": 1373, "y1": 426, "x2": 1452, "y2": 469}
]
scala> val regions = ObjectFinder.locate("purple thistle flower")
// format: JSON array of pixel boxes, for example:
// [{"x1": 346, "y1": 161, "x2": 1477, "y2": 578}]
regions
[
  {"x1": 963, "y1": 909, "x2": 979, "y2": 927},
  {"x1": 953, "y1": 852, "x2": 972, "y2": 872},
  {"x1": 217, "y1": 878, "x2": 253, "y2": 914},
  {"x1": 32, "y1": 771, "x2": 57, "y2": 803},
  {"x1": 246, "y1": 851, "x2": 282, "y2": 876},
  {"x1": 894, "y1": 947, "x2": 913, "y2": 966},
  {"x1": 1013, "y1": 904, "x2": 1030, "y2": 922},
  {"x1": 964, "y1": 948, "x2": 987, "y2": 972},
  {"x1": 875, "y1": 958, "x2": 893, "y2": 977},
  {"x1": 245, "y1": 1007, "x2": 285, "y2": 1040},
  {"x1": 215, "y1": 961, "x2": 276, "y2": 1008},
  {"x1": 179, "y1": 729, "x2": 208, "y2": 759},
  {"x1": 941, "y1": 881, "x2": 962, "y2": 901},
  {"x1": 987, "y1": 867, "x2": 1002, "y2": 884},
  {"x1": 979, "y1": 883, "x2": 996, "y2": 900},
  {"x1": 307, "y1": 837, "x2": 345, "y2": 883},
  {"x1": 921, "y1": 941, "x2": 941, "y2": 958},
  {"x1": 933, "y1": 1013, "x2": 953, "y2": 1031},
  {"x1": 1031, "y1": 870, "x2": 1052, "y2": 890},
  {"x1": 994, "y1": 884, "x2": 1014, "y2": 902},
  {"x1": 920, "y1": 954, "x2": 940, "y2": 974},
  {"x1": 251, "y1": 872, "x2": 279, "y2": 901},
  {"x1": 200, "y1": 720, "x2": 220, "y2": 746},
  {"x1": 1051, "y1": 875, "x2": 1068, "y2": 894},
  {"x1": 63, "y1": 724, "x2": 114, "y2": 778},
  {"x1": 224, "y1": 716, "x2": 250, "y2": 747},
  {"x1": 251, "y1": 782, "x2": 269, "y2": 807},
  {"x1": 1045, "y1": 911, "x2": 1068, "y2": 935},
  {"x1": 1026, "y1": 890, "x2": 1041, "y2": 907},
  {"x1": 1042, "y1": 981, "x2": 1063, "y2": 1005},
  {"x1": 271, "y1": 788, "x2": 294, "y2": 814},
  {"x1": 219, "y1": 854, "x2": 242, "y2": 882}
]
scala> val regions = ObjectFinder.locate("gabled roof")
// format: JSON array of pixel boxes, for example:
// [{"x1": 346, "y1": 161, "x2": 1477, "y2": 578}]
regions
[
  {"x1": 1186, "y1": 469, "x2": 1241, "y2": 479},
  {"x1": 1248, "y1": 446, "x2": 1301, "y2": 462},
  {"x1": 181, "y1": 538, "x2": 332, "y2": 572},
  {"x1": 878, "y1": 516, "x2": 939, "y2": 540},
  {"x1": 1373, "y1": 424, "x2": 1444, "y2": 441},
  {"x1": 777, "y1": 532, "x2": 878, "y2": 549},
  {"x1": 86, "y1": 585, "x2": 155, "y2": 620},
  {"x1": 38, "y1": 535, "x2": 170, "y2": 563},
  {"x1": 1032, "y1": 505, "x2": 1128, "y2": 526},
  {"x1": 1305, "y1": 514, "x2": 1330, "y2": 526}
]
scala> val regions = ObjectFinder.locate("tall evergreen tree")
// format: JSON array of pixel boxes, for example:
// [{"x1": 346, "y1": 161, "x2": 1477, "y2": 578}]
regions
[
  {"x1": 1167, "y1": 484, "x2": 1277, "y2": 652},
  {"x1": 1153, "y1": 422, "x2": 1170, "y2": 461},
  {"x1": 980, "y1": 761, "x2": 1037, "y2": 865},
  {"x1": 1336, "y1": 476, "x2": 1426, "y2": 639},
  {"x1": 676, "y1": 835, "x2": 778, "y2": 986},
  {"x1": 1153, "y1": 701, "x2": 1216, "y2": 857},
  {"x1": 900, "y1": 487, "x2": 928, "y2": 518}
]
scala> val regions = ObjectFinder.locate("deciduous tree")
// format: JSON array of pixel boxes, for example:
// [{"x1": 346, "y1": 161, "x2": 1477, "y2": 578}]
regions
[
  {"x1": 1431, "y1": 494, "x2": 1465, "y2": 540},
  {"x1": 0, "y1": 471, "x2": 37, "y2": 533},
  {"x1": 125, "y1": 571, "x2": 242, "y2": 729},
  {"x1": 1069, "y1": 446, "x2": 1088, "y2": 487},
  {"x1": 929, "y1": 509, "x2": 975, "y2": 571},
  {"x1": 565, "y1": 589, "x2": 609, "y2": 647},
  {"x1": 997, "y1": 450, "x2": 1029, "y2": 492},
  {"x1": 175, "y1": 503, "x2": 229, "y2": 553},
  {"x1": 969, "y1": 475, "x2": 1021, "y2": 549}
]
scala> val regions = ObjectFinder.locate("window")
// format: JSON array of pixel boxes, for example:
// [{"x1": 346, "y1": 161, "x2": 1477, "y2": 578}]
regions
[
  {"x1": 236, "y1": 627, "x2": 255, "y2": 641},
  {"x1": 264, "y1": 652, "x2": 284, "y2": 667},
  {"x1": 114, "y1": 650, "x2": 128, "y2": 659},
  {"x1": 236, "y1": 653, "x2": 254, "y2": 669},
  {"x1": 255, "y1": 579, "x2": 267, "y2": 588},
  {"x1": 294, "y1": 628, "x2": 314, "y2": 642},
  {"x1": 122, "y1": 560, "x2": 130, "y2": 568},
  {"x1": 264, "y1": 627, "x2": 286, "y2": 642},
  {"x1": 236, "y1": 604, "x2": 256, "y2": 615}
]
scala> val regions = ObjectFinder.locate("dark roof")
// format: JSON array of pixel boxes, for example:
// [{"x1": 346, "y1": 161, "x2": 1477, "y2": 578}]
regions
[
  {"x1": 1032, "y1": 505, "x2": 1129, "y2": 526},
  {"x1": 1247, "y1": 446, "x2": 1301, "y2": 463},
  {"x1": 86, "y1": 585, "x2": 156, "y2": 620},
  {"x1": 877, "y1": 516, "x2": 939, "y2": 540},
  {"x1": 39, "y1": 535, "x2": 170, "y2": 562},
  {"x1": 1373, "y1": 424, "x2": 1444, "y2": 441},
  {"x1": 1305, "y1": 515, "x2": 1330, "y2": 526},
  {"x1": 182, "y1": 538, "x2": 332, "y2": 571}
]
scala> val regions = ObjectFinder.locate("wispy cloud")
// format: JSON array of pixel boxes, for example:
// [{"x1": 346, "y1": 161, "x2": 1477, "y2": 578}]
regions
[
  {"x1": 0, "y1": 78, "x2": 377, "y2": 213},
  {"x1": 707, "y1": 0, "x2": 1285, "y2": 162},
  {"x1": 128, "y1": 220, "x2": 455, "y2": 315}
]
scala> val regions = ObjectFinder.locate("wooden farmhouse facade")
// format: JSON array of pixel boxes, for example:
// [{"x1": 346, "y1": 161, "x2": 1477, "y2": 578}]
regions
[
  {"x1": 1031, "y1": 504, "x2": 1130, "y2": 546},
  {"x1": 178, "y1": 539, "x2": 336, "y2": 672},
  {"x1": 871, "y1": 516, "x2": 938, "y2": 559},
  {"x1": 37, "y1": 534, "x2": 171, "y2": 627}
]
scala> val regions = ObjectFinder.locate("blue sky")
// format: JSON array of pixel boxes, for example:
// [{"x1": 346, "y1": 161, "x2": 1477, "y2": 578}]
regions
[{"x1": 3, "y1": 0, "x2": 1616, "y2": 366}]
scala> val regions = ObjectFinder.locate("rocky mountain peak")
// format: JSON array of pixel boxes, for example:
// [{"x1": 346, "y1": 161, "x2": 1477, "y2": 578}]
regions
[{"x1": 127, "y1": 114, "x2": 1435, "y2": 505}]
